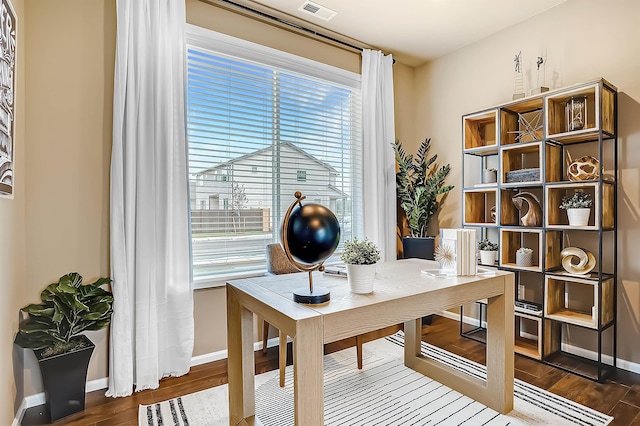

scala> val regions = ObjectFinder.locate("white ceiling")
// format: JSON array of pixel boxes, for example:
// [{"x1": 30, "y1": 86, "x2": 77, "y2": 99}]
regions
[{"x1": 247, "y1": 0, "x2": 568, "y2": 66}]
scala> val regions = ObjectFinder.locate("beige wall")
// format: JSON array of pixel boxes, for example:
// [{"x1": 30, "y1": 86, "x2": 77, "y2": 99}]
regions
[
  {"x1": 1, "y1": 0, "x2": 26, "y2": 420},
  {"x1": 413, "y1": 0, "x2": 640, "y2": 363},
  {"x1": 21, "y1": 0, "x2": 116, "y2": 398}
]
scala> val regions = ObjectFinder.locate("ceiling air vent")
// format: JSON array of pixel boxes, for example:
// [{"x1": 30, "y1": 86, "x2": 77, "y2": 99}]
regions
[{"x1": 298, "y1": 1, "x2": 337, "y2": 21}]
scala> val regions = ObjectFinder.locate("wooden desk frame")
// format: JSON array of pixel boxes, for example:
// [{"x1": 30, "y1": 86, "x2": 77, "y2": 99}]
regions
[{"x1": 227, "y1": 260, "x2": 514, "y2": 426}]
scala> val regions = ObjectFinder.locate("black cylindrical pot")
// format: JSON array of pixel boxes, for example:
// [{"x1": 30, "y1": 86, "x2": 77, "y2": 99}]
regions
[
  {"x1": 402, "y1": 236, "x2": 435, "y2": 260},
  {"x1": 35, "y1": 336, "x2": 95, "y2": 422},
  {"x1": 401, "y1": 236, "x2": 436, "y2": 325}
]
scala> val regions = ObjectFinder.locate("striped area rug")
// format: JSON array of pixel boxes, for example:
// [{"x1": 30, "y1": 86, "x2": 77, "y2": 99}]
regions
[{"x1": 140, "y1": 333, "x2": 612, "y2": 426}]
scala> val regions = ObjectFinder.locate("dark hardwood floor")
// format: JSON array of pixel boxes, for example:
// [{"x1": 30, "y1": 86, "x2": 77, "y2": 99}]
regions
[{"x1": 22, "y1": 315, "x2": 640, "y2": 425}]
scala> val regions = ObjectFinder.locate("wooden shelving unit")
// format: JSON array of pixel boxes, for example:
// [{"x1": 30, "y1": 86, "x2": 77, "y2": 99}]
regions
[{"x1": 460, "y1": 78, "x2": 618, "y2": 382}]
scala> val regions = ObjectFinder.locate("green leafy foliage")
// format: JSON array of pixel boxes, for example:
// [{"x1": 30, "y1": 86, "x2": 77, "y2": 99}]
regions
[
  {"x1": 393, "y1": 138, "x2": 454, "y2": 237},
  {"x1": 14, "y1": 273, "x2": 113, "y2": 356},
  {"x1": 516, "y1": 247, "x2": 533, "y2": 254},
  {"x1": 478, "y1": 239, "x2": 498, "y2": 251},
  {"x1": 340, "y1": 238, "x2": 381, "y2": 265},
  {"x1": 559, "y1": 192, "x2": 593, "y2": 209}
]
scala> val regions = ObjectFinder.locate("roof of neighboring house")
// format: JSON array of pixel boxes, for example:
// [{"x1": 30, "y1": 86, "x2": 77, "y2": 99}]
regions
[{"x1": 197, "y1": 141, "x2": 338, "y2": 175}]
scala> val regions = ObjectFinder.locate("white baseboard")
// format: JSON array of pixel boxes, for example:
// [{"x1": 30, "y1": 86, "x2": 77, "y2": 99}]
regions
[
  {"x1": 15, "y1": 314, "x2": 640, "y2": 421},
  {"x1": 439, "y1": 309, "x2": 640, "y2": 375},
  {"x1": 11, "y1": 399, "x2": 26, "y2": 426}
]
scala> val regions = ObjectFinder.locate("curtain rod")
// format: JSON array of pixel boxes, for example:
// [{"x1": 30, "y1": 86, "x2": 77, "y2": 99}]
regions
[{"x1": 209, "y1": 0, "x2": 367, "y2": 53}]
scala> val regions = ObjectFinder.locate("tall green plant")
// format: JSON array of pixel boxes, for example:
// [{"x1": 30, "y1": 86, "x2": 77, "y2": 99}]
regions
[
  {"x1": 14, "y1": 272, "x2": 113, "y2": 356},
  {"x1": 393, "y1": 138, "x2": 454, "y2": 238}
]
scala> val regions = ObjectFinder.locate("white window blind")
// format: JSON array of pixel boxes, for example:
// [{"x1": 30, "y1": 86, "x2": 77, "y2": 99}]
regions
[{"x1": 186, "y1": 26, "x2": 363, "y2": 287}]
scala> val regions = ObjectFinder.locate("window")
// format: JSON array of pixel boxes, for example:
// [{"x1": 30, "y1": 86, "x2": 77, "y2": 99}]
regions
[{"x1": 186, "y1": 25, "x2": 363, "y2": 287}]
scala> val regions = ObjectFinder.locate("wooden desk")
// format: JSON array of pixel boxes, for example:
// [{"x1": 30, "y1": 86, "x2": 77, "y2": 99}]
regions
[{"x1": 227, "y1": 259, "x2": 514, "y2": 426}]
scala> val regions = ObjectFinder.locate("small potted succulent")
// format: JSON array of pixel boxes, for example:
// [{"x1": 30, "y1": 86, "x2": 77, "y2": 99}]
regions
[
  {"x1": 515, "y1": 247, "x2": 534, "y2": 267},
  {"x1": 478, "y1": 239, "x2": 499, "y2": 265},
  {"x1": 559, "y1": 192, "x2": 592, "y2": 226},
  {"x1": 340, "y1": 237, "x2": 381, "y2": 294},
  {"x1": 482, "y1": 168, "x2": 497, "y2": 184}
]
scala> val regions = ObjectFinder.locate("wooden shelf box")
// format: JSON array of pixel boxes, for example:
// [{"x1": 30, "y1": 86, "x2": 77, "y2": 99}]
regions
[
  {"x1": 499, "y1": 228, "x2": 542, "y2": 271},
  {"x1": 500, "y1": 142, "x2": 562, "y2": 186},
  {"x1": 463, "y1": 189, "x2": 498, "y2": 226},
  {"x1": 544, "y1": 275, "x2": 615, "y2": 329},
  {"x1": 500, "y1": 187, "x2": 544, "y2": 227},
  {"x1": 545, "y1": 80, "x2": 616, "y2": 143},
  {"x1": 515, "y1": 313, "x2": 541, "y2": 359},
  {"x1": 500, "y1": 229, "x2": 562, "y2": 271},
  {"x1": 463, "y1": 110, "x2": 498, "y2": 152},
  {"x1": 500, "y1": 97, "x2": 545, "y2": 146},
  {"x1": 545, "y1": 182, "x2": 614, "y2": 230},
  {"x1": 514, "y1": 313, "x2": 561, "y2": 360}
]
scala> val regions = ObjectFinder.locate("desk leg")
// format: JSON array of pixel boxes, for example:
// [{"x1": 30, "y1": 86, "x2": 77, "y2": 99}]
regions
[
  {"x1": 293, "y1": 316, "x2": 324, "y2": 426},
  {"x1": 486, "y1": 274, "x2": 515, "y2": 413},
  {"x1": 403, "y1": 276, "x2": 514, "y2": 414},
  {"x1": 227, "y1": 287, "x2": 256, "y2": 425},
  {"x1": 403, "y1": 318, "x2": 422, "y2": 360}
]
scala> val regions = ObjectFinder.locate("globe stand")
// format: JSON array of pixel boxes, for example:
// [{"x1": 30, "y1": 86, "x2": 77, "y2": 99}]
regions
[
  {"x1": 292, "y1": 272, "x2": 331, "y2": 304},
  {"x1": 281, "y1": 192, "x2": 340, "y2": 305}
]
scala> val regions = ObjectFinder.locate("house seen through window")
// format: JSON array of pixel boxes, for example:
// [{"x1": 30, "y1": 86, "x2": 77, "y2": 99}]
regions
[{"x1": 186, "y1": 26, "x2": 363, "y2": 287}]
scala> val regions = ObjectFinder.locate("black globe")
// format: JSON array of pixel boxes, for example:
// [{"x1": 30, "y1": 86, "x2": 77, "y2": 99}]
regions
[{"x1": 285, "y1": 202, "x2": 340, "y2": 265}]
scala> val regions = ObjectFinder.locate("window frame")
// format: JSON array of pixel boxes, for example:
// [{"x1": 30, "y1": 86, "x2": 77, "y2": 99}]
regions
[{"x1": 186, "y1": 25, "x2": 363, "y2": 289}]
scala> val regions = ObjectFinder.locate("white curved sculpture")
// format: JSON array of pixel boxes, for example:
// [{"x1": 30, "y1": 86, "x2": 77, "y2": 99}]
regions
[{"x1": 560, "y1": 247, "x2": 596, "y2": 275}]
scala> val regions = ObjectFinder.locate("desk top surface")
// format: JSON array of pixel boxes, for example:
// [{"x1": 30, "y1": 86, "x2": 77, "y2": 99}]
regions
[{"x1": 228, "y1": 259, "x2": 512, "y2": 321}]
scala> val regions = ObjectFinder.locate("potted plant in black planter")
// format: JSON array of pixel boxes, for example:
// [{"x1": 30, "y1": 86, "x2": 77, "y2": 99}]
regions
[
  {"x1": 393, "y1": 137, "x2": 454, "y2": 261},
  {"x1": 14, "y1": 272, "x2": 113, "y2": 422},
  {"x1": 394, "y1": 138, "x2": 453, "y2": 325}
]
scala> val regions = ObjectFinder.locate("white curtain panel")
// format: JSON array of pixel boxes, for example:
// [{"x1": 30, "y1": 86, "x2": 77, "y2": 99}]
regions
[
  {"x1": 107, "y1": 0, "x2": 194, "y2": 397},
  {"x1": 361, "y1": 50, "x2": 397, "y2": 261}
]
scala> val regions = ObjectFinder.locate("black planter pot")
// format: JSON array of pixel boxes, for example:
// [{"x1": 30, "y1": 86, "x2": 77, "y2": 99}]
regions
[
  {"x1": 402, "y1": 237, "x2": 435, "y2": 261},
  {"x1": 34, "y1": 336, "x2": 95, "y2": 422},
  {"x1": 402, "y1": 237, "x2": 436, "y2": 325}
]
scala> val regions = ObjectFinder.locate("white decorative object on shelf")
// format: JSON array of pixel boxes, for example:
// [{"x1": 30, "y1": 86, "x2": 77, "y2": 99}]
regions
[
  {"x1": 440, "y1": 228, "x2": 477, "y2": 276},
  {"x1": 561, "y1": 247, "x2": 596, "y2": 275},
  {"x1": 531, "y1": 54, "x2": 549, "y2": 95},
  {"x1": 512, "y1": 51, "x2": 525, "y2": 100},
  {"x1": 479, "y1": 250, "x2": 497, "y2": 265},
  {"x1": 566, "y1": 208, "x2": 590, "y2": 226},
  {"x1": 515, "y1": 247, "x2": 534, "y2": 267},
  {"x1": 560, "y1": 192, "x2": 593, "y2": 226},
  {"x1": 482, "y1": 168, "x2": 497, "y2": 183},
  {"x1": 567, "y1": 152, "x2": 599, "y2": 181},
  {"x1": 477, "y1": 239, "x2": 498, "y2": 266}
]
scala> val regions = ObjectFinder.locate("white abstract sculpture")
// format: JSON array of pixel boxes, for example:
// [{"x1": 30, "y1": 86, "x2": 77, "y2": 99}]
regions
[{"x1": 561, "y1": 247, "x2": 596, "y2": 275}]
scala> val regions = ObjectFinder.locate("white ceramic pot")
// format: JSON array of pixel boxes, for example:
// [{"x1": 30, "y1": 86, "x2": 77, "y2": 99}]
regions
[
  {"x1": 515, "y1": 251, "x2": 533, "y2": 267},
  {"x1": 346, "y1": 263, "x2": 376, "y2": 294},
  {"x1": 482, "y1": 169, "x2": 497, "y2": 184},
  {"x1": 566, "y1": 208, "x2": 590, "y2": 226},
  {"x1": 479, "y1": 250, "x2": 497, "y2": 265}
]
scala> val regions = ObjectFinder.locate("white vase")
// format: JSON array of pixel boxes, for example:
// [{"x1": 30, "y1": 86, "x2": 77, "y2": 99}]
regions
[
  {"x1": 479, "y1": 250, "x2": 497, "y2": 265},
  {"x1": 482, "y1": 169, "x2": 497, "y2": 184},
  {"x1": 346, "y1": 263, "x2": 376, "y2": 294},
  {"x1": 515, "y1": 251, "x2": 533, "y2": 267},
  {"x1": 566, "y1": 208, "x2": 590, "y2": 226}
]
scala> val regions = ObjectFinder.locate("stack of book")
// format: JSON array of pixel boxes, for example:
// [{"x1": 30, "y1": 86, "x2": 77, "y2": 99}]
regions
[{"x1": 439, "y1": 228, "x2": 477, "y2": 276}]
